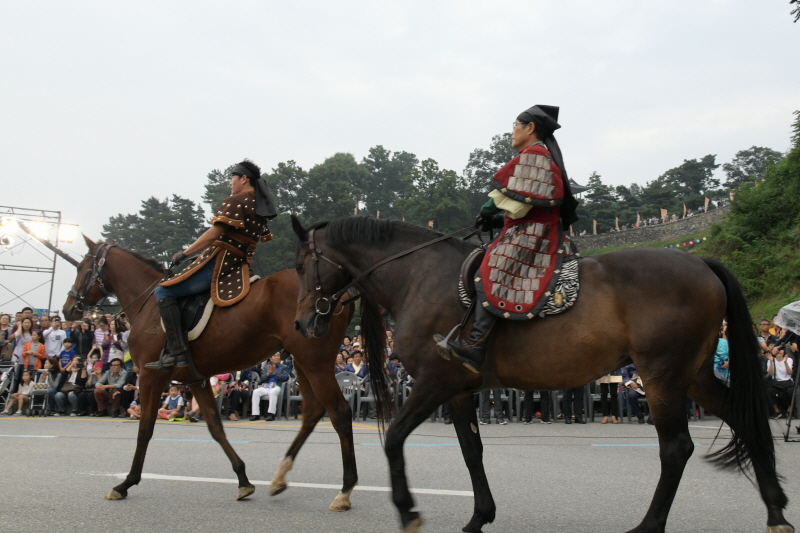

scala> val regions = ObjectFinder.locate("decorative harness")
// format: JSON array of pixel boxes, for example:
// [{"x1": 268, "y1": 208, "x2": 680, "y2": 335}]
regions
[
  {"x1": 67, "y1": 243, "x2": 115, "y2": 314},
  {"x1": 306, "y1": 225, "x2": 478, "y2": 318}
]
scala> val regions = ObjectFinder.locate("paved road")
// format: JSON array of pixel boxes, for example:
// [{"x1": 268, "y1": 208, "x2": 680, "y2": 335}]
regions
[{"x1": 1, "y1": 415, "x2": 798, "y2": 532}]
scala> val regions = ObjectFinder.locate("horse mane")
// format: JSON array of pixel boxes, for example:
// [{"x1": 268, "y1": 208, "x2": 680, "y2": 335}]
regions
[
  {"x1": 108, "y1": 244, "x2": 167, "y2": 274},
  {"x1": 315, "y1": 216, "x2": 474, "y2": 253}
]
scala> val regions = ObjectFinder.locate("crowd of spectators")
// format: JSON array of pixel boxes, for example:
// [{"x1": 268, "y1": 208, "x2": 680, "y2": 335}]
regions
[{"x1": 1, "y1": 306, "x2": 797, "y2": 426}]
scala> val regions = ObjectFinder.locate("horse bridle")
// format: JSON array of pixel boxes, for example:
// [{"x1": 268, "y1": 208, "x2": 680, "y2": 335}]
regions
[
  {"x1": 67, "y1": 243, "x2": 115, "y2": 315},
  {"x1": 305, "y1": 225, "x2": 477, "y2": 317}
]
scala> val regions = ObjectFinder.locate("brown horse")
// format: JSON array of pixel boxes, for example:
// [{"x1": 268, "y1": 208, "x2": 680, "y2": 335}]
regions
[
  {"x1": 291, "y1": 216, "x2": 792, "y2": 533},
  {"x1": 62, "y1": 236, "x2": 359, "y2": 511}
]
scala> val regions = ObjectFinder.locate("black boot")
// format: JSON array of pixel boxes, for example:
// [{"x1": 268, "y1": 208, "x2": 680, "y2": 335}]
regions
[
  {"x1": 145, "y1": 297, "x2": 189, "y2": 371},
  {"x1": 438, "y1": 303, "x2": 495, "y2": 373}
]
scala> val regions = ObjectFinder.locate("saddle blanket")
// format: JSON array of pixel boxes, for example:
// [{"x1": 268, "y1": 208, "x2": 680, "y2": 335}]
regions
[
  {"x1": 476, "y1": 221, "x2": 579, "y2": 320},
  {"x1": 161, "y1": 275, "x2": 260, "y2": 340}
]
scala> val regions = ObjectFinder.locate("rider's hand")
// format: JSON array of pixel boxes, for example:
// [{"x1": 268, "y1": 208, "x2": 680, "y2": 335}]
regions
[
  {"x1": 173, "y1": 251, "x2": 187, "y2": 264},
  {"x1": 474, "y1": 214, "x2": 492, "y2": 232}
]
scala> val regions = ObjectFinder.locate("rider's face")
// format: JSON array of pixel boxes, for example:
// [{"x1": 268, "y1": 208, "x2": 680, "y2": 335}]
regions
[{"x1": 230, "y1": 174, "x2": 249, "y2": 195}]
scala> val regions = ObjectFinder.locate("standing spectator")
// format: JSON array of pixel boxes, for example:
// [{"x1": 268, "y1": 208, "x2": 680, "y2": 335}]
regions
[
  {"x1": 522, "y1": 390, "x2": 552, "y2": 424},
  {"x1": 71, "y1": 320, "x2": 94, "y2": 358},
  {"x1": 94, "y1": 358, "x2": 127, "y2": 417},
  {"x1": 766, "y1": 346, "x2": 794, "y2": 419},
  {"x1": 2, "y1": 370, "x2": 34, "y2": 415},
  {"x1": 10, "y1": 317, "x2": 34, "y2": 365},
  {"x1": 36, "y1": 314, "x2": 47, "y2": 333},
  {"x1": 21, "y1": 330, "x2": 46, "y2": 370},
  {"x1": 562, "y1": 386, "x2": 586, "y2": 424},
  {"x1": 42, "y1": 316, "x2": 66, "y2": 357},
  {"x1": 249, "y1": 352, "x2": 290, "y2": 422},
  {"x1": 622, "y1": 364, "x2": 648, "y2": 424},
  {"x1": 108, "y1": 320, "x2": 124, "y2": 363},
  {"x1": 90, "y1": 317, "x2": 113, "y2": 370},
  {"x1": 715, "y1": 325, "x2": 730, "y2": 382},
  {"x1": 597, "y1": 370, "x2": 622, "y2": 424},
  {"x1": 57, "y1": 338, "x2": 76, "y2": 369},
  {"x1": 479, "y1": 390, "x2": 506, "y2": 425},
  {"x1": 758, "y1": 319, "x2": 777, "y2": 347},
  {"x1": 0, "y1": 313, "x2": 12, "y2": 362},
  {"x1": 158, "y1": 385, "x2": 185, "y2": 421}
]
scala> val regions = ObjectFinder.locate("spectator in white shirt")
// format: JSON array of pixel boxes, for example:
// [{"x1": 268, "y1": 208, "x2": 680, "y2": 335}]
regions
[{"x1": 42, "y1": 316, "x2": 67, "y2": 357}]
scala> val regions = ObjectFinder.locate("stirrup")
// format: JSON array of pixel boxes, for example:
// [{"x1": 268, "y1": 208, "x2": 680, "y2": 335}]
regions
[{"x1": 433, "y1": 324, "x2": 462, "y2": 360}]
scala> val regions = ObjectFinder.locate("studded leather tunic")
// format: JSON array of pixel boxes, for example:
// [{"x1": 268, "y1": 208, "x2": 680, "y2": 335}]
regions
[{"x1": 160, "y1": 192, "x2": 272, "y2": 307}]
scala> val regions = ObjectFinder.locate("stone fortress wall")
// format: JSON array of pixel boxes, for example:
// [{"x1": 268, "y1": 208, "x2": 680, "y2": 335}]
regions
[{"x1": 570, "y1": 206, "x2": 729, "y2": 252}]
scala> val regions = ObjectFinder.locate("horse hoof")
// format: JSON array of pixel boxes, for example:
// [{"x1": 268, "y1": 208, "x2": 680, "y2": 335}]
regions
[
  {"x1": 329, "y1": 491, "x2": 352, "y2": 512},
  {"x1": 402, "y1": 517, "x2": 424, "y2": 533},
  {"x1": 104, "y1": 490, "x2": 125, "y2": 501},
  {"x1": 237, "y1": 485, "x2": 255, "y2": 500},
  {"x1": 270, "y1": 481, "x2": 287, "y2": 496},
  {"x1": 767, "y1": 526, "x2": 795, "y2": 533}
]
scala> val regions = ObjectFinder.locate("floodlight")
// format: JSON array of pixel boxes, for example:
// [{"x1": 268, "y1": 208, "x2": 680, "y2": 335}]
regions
[
  {"x1": 59, "y1": 224, "x2": 77, "y2": 243},
  {"x1": 27, "y1": 221, "x2": 51, "y2": 239}
]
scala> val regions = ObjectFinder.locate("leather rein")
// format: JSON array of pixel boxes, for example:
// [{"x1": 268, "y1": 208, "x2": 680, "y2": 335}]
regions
[{"x1": 307, "y1": 225, "x2": 478, "y2": 316}]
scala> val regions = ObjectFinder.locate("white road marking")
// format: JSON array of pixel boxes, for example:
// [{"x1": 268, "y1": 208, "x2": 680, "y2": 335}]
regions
[{"x1": 103, "y1": 472, "x2": 473, "y2": 497}]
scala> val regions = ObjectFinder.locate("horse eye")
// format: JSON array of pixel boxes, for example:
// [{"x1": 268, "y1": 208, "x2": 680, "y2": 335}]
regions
[{"x1": 295, "y1": 264, "x2": 303, "y2": 273}]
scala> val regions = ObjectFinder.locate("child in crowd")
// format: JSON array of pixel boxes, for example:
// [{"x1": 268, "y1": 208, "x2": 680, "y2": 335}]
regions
[
  {"x1": 58, "y1": 338, "x2": 76, "y2": 369},
  {"x1": 22, "y1": 330, "x2": 46, "y2": 370},
  {"x1": 158, "y1": 385, "x2": 185, "y2": 421},
  {"x1": 127, "y1": 399, "x2": 141, "y2": 420},
  {"x1": 3, "y1": 370, "x2": 34, "y2": 415}
]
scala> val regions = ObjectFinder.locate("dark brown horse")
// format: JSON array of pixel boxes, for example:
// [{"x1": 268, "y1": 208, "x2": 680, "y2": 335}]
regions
[
  {"x1": 62, "y1": 236, "x2": 360, "y2": 511},
  {"x1": 291, "y1": 216, "x2": 792, "y2": 533}
]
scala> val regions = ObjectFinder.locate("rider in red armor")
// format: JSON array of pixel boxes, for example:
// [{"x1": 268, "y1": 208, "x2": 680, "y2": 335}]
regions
[{"x1": 440, "y1": 105, "x2": 578, "y2": 373}]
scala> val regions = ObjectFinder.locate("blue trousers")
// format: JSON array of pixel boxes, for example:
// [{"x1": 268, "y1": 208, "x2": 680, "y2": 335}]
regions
[{"x1": 154, "y1": 261, "x2": 214, "y2": 302}]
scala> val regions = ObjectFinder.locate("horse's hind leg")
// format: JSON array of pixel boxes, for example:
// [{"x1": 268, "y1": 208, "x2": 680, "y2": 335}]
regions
[
  {"x1": 448, "y1": 392, "x2": 496, "y2": 533},
  {"x1": 689, "y1": 371, "x2": 793, "y2": 532},
  {"x1": 107, "y1": 368, "x2": 171, "y2": 500},
  {"x1": 189, "y1": 382, "x2": 254, "y2": 500},
  {"x1": 626, "y1": 381, "x2": 695, "y2": 533}
]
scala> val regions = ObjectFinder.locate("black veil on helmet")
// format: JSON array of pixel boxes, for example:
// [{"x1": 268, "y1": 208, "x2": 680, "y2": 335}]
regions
[
  {"x1": 231, "y1": 160, "x2": 278, "y2": 220},
  {"x1": 516, "y1": 105, "x2": 579, "y2": 229}
]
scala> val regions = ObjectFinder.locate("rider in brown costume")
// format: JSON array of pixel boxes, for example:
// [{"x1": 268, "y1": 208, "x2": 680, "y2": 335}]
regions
[{"x1": 145, "y1": 160, "x2": 277, "y2": 371}]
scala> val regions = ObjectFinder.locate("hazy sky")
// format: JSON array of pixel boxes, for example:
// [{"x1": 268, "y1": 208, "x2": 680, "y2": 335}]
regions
[{"x1": 0, "y1": 1, "x2": 797, "y2": 313}]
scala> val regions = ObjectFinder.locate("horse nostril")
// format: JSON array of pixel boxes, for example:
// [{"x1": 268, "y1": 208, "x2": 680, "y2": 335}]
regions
[{"x1": 294, "y1": 320, "x2": 302, "y2": 332}]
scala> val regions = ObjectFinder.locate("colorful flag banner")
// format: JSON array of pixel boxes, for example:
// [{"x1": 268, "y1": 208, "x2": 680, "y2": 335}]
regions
[
  {"x1": 683, "y1": 204, "x2": 687, "y2": 219},
  {"x1": 704, "y1": 197, "x2": 710, "y2": 211},
  {"x1": 615, "y1": 216, "x2": 620, "y2": 231},
  {"x1": 660, "y1": 208, "x2": 668, "y2": 222},
  {"x1": 592, "y1": 219, "x2": 597, "y2": 235}
]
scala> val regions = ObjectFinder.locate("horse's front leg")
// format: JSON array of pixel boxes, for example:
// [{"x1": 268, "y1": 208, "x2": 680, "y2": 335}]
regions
[
  {"x1": 448, "y1": 392, "x2": 496, "y2": 533},
  {"x1": 107, "y1": 367, "x2": 171, "y2": 500},
  {"x1": 189, "y1": 382, "x2": 255, "y2": 500},
  {"x1": 385, "y1": 376, "x2": 455, "y2": 532}
]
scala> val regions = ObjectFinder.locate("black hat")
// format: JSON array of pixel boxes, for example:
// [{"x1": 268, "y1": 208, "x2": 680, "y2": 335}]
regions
[{"x1": 517, "y1": 105, "x2": 561, "y2": 136}]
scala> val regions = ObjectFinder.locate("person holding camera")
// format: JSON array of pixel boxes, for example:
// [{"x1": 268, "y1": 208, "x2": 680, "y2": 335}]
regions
[
  {"x1": 249, "y1": 352, "x2": 290, "y2": 422},
  {"x1": 62, "y1": 356, "x2": 89, "y2": 416},
  {"x1": 766, "y1": 345, "x2": 794, "y2": 419}
]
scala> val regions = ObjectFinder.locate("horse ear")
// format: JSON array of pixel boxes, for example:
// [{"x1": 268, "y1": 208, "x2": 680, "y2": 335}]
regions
[
  {"x1": 82, "y1": 234, "x2": 96, "y2": 249},
  {"x1": 291, "y1": 215, "x2": 308, "y2": 242}
]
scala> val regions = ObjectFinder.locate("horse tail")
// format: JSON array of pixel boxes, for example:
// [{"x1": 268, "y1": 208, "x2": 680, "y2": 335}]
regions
[
  {"x1": 702, "y1": 258, "x2": 775, "y2": 476},
  {"x1": 360, "y1": 294, "x2": 394, "y2": 435}
]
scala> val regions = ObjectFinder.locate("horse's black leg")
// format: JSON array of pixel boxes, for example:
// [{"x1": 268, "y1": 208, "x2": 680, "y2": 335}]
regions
[
  {"x1": 385, "y1": 377, "x2": 455, "y2": 532},
  {"x1": 107, "y1": 368, "x2": 171, "y2": 500},
  {"x1": 448, "y1": 393, "x2": 496, "y2": 533},
  {"x1": 625, "y1": 383, "x2": 694, "y2": 533},
  {"x1": 189, "y1": 382, "x2": 254, "y2": 500},
  {"x1": 690, "y1": 372, "x2": 794, "y2": 533}
]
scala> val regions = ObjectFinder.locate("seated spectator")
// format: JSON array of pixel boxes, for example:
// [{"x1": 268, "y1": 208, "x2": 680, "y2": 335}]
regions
[
  {"x1": 158, "y1": 385, "x2": 185, "y2": 421},
  {"x1": 344, "y1": 350, "x2": 368, "y2": 380},
  {"x1": 622, "y1": 363, "x2": 649, "y2": 424},
  {"x1": 340, "y1": 336, "x2": 352, "y2": 353},
  {"x1": 43, "y1": 357, "x2": 66, "y2": 416},
  {"x1": 249, "y1": 352, "x2": 290, "y2": 422},
  {"x1": 225, "y1": 367, "x2": 257, "y2": 421},
  {"x1": 58, "y1": 338, "x2": 76, "y2": 369},
  {"x1": 119, "y1": 364, "x2": 140, "y2": 418},
  {"x1": 21, "y1": 330, "x2": 46, "y2": 370},
  {"x1": 334, "y1": 351, "x2": 347, "y2": 374},
  {"x1": 81, "y1": 363, "x2": 105, "y2": 416},
  {"x1": 3, "y1": 370, "x2": 34, "y2": 415},
  {"x1": 94, "y1": 358, "x2": 127, "y2": 417},
  {"x1": 127, "y1": 399, "x2": 141, "y2": 420},
  {"x1": 766, "y1": 346, "x2": 794, "y2": 419},
  {"x1": 62, "y1": 356, "x2": 89, "y2": 416}
]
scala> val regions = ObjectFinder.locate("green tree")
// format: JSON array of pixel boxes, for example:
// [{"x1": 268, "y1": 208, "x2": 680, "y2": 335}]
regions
[
  {"x1": 361, "y1": 146, "x2": 419, "y2": 220},
  {"x1": 463, "y1": 133, "x2": 517, "y2": 214},
  {"x1": 267, "y1": 161, "x2": 308, "y2": 215},
  {"x1": 581, "y1": 172, "x2": 619, "y2": 233},
  {"x1": 792, "y1": 0, "x2": 799, "y2": 22},
  {"x1": 401, "y1": 159, "x2": 472, "y2": 233},
  {"x1": 303, "y1": 153, "x2": 369, "y2": 222},
  {"x1": 203, "y1": 166, "x2": 234, "y2": 216},
  {"x1": 722, "y1": 146, "x2": 784, "y2": 189}
]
